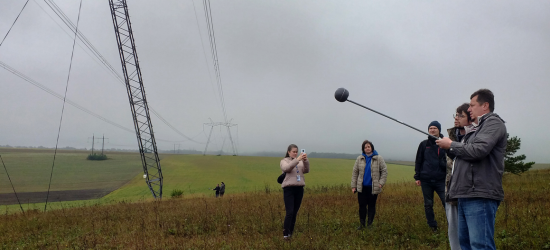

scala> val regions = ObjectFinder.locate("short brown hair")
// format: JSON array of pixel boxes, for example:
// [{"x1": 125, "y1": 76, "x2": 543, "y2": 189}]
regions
[
  {"x1": 361, "y1": 140, "x2": 375, "y2": 154},
  {"x1": 456, "y1": 103, "x2": 474, "y2": 122},
  {"x1": 471, "y1": 89, "x2": 494, "y2": 112}
]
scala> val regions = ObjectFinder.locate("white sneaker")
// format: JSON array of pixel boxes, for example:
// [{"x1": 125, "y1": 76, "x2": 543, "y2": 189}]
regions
[{"x1": 283, "y1": 236, "x2": 290, "y2": 240}]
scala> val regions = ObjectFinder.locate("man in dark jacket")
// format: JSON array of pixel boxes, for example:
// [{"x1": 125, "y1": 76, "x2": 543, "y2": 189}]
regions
[
  {"x1": 414, "y1": 120, "x2": 447, "y2": 232},
  {"x1": 437, "y1": 89, "x2": 506, "y2": 250},
  {"x1": 220, "y1": 182, "x2": 225, "y2": 197},
  {"x1": 213, "y1": 184, "x2": 220, "y2": 198}
]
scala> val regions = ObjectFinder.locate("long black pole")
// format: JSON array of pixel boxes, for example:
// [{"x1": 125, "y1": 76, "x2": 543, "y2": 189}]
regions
[
  {"x1": 347, "y1": 99, "x2": 439, "y2": 140},
  {"x1": 335, "y1": 87, "x2": 439, "y2": 140}
]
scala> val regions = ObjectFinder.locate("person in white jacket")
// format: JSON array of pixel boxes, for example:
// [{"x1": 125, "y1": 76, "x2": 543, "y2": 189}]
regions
[{"x1": 280, "y1": 144, "x2": 310, "y2": 240}]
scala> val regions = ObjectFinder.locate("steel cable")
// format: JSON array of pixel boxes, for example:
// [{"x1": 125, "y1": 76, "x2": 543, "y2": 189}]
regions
[
  {"x1": 0, "y1": 155, "x2": 24, "y2": 214},
  {"x1": 45, "y1": 0, "x2": 83, "y2": 212},
  {"x1": 0, "y1": 0, "x2": 30, "y2": 48}
]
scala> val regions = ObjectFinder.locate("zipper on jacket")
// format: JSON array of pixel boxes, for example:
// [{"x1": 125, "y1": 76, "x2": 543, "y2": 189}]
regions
[
  {"x1": 370, "y1": 156, "x2": 374, "y2": 194},
  {"x1": 471, "y1": 165, "x2": 475, "y2": 190}
]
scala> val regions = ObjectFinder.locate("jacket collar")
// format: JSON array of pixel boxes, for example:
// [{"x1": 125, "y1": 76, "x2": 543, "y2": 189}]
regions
[{"x1": 473, "y1": 112, "x2": 505, "y2": 127}]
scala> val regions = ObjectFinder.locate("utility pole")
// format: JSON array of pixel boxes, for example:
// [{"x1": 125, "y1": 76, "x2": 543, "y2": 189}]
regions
[
  {"x1": 101, "y1": 134, "x2": 109, "y2": 155},
  {"x1": 87, "y1": 134, "x2": 95, "y2": 155},
  {"x1": 173, "y1": 144, "x2": 180, "y2": 154}
]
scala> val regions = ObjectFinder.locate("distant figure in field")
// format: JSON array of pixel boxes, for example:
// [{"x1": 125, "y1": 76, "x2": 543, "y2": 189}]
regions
[
  {"x1": 280, "y1": 144, "x2": 310, "y2": 240},
  {"x1": 445, "y1": 103, "x2": 472, "y2": 250},
  {"x1": 415, "y1": 121, "x2": 447, "y2": 232},
  {"x1": 437, "y1": 89, "x2": 506, "y2": 250},
  {"x1": 220, "y1": 182, "x2": 225, "y2": 197},
  {"x1": 351, "y1": 140, "x2": 388, "y2": 230},
  {"x1": 212, "y1": 184, "x2": 220, "y2": 198}
]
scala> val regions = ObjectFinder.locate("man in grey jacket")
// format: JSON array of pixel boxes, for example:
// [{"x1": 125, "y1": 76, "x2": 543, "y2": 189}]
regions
[{"x1": 437, "y1": 89, "x2": 506, "y2": 250}]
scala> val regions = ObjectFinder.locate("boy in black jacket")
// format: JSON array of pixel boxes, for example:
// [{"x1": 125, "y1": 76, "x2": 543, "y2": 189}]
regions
[{"x1": 414, "y1": 121, "x2": 447, "y2": 232}]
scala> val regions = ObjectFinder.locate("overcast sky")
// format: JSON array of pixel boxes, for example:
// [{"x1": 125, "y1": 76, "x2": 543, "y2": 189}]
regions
[{"x1": 1, "y1": 0, "x2": 549, "y2": 162}]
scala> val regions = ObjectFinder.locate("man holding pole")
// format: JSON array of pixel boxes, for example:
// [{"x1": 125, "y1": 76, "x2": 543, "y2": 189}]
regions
[{"x1": 437, "y1": 89, "x2": 507, "y2": 250}]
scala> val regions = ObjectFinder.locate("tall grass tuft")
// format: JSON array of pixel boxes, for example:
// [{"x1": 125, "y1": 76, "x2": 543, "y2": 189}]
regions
[{"x1": 170, "y1": 189, "x2": 184, "y2": 198}]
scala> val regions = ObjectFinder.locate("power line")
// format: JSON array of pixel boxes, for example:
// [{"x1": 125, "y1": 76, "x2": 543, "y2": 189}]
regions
[
  {"x1": 37, "y1": 0, "x2": 203, "y2": 143},
  {"x1": 32, "y1": 0, "x2": 118, "y2": 79},
  {"x1": 201, "y1": 1, "x2": 238, "y2": 154},
  {"x1": 2, "y1": 0, "x2": 206, "y2": 145},
  {"x1": 0, "y1": 0, "x2": 30, "y2": 48},
  {"x1": 42, "y1": 0, "x2": 124, "y2": 83},
  {"x1": 150, "y1": 109, "x2": 204, "y2": 144},
  {"x1": 1, "y1": 0, "x2": 203, "y2": 143},
  {"x1": 203, "y1": 0, "x2": 229, "y2": 123},
  {"x1": 0, "y1": 60, "x2": 135, "y2": 134},
  {"x1": 45, "y1": 0, "x2": 83, "y2": 212},
  {"x1": 0, "y1": 155, "x2": 25, "y2": 214},
  {"x1": 189, "y1": 0, "x2": 222, "y2": 111},
  {"x1": 1, "y1": 60, "x2": 207, "y2": 145}
]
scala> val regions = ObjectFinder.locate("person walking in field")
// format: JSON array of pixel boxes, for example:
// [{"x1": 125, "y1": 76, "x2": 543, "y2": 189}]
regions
[
  {"x1": 280, "y1": 144, "x2": 310, "y2": 240},
  {"x1": 437, "y1": 89, "x2": 506, "y2": 250},
  {"x1": 414, "y1": 121, "x2": 447, "y2": 232},
  {"x1": 351, "y1": 140, "x2": 388, "y2": 230},
  {"x1": 445, "y1": 103, "x2": 472, "y2": 250},
  {"x1": 212, "y1": 184, "x2": 221, "y2": 198},
  {"x1": 220, "y1": 182, "x2": 225, "y2": 197}
]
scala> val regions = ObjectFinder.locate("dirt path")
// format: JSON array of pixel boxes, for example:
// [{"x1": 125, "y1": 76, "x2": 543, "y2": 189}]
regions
[{"x1": 0, "y1": 189, "x2": 110, "y2": 205}]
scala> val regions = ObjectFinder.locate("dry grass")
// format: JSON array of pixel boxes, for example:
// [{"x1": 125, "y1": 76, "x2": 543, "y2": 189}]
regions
[{"x1": 1, "y1": 170, "x2": 549, "y2": 249}]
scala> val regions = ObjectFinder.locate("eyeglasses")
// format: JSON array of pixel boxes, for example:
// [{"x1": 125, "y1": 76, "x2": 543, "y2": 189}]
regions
[{"x1": 453, "y1": 113, "x2": 466, "y2": 119}]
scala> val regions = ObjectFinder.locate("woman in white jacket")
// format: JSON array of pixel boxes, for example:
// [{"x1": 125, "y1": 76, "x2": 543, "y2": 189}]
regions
[{"x1": 280, "y1": 144, "x2": 310, "y2": 240}]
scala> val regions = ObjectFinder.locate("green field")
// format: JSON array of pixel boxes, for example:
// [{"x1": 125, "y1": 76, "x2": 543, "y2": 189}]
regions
[
  {"x1": 0, "y1": 148, "x2": 142, "y2": 193},
  {"x1": 2, "y1": 148, "x2": 548, "y2": 213},
  {"x1": 104, "y1": 154, "x2": 415, "y2": 200}
]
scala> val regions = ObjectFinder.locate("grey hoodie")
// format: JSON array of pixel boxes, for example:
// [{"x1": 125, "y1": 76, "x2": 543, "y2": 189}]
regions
[{"x1": 448, "y1": 112, "x2": 507, "y2": 201}]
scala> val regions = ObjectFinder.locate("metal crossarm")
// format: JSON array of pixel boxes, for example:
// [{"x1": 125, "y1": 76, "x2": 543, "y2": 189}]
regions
[{"x1": 108, "y1": 0, "x2": 163, "y2": 198}]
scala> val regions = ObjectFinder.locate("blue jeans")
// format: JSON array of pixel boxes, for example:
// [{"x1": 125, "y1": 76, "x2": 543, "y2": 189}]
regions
[{"x1": 457, "y1": 198, "x2": 500, "y2": 250}]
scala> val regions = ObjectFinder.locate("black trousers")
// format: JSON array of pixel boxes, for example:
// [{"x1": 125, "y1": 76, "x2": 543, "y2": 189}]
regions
[
  {"x1": 357, "y1": 186, "x2": 378, "y2": 226},
  {"x1": 420, "y1": 180, "x2": 445, "y2": 227},
  {"x1": 283, "y1": 186, "x2": 304, "y2": 236}
]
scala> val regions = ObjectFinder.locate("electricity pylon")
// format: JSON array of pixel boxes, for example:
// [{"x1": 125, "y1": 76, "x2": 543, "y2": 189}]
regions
[
  {"x1": 203, "y1": 119, "x2": 238, "y2": 156},
  {"x1": 108, "y1": 0, "x2": 163, "y2": 198}
]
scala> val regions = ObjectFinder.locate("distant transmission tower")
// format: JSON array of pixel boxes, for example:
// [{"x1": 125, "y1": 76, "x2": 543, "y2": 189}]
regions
[
  {"x1": 88, "y1": 134, "x2": 109, "y2": 155},
  {"x1": 203, "y1": 119, "x2": 238, "y2": 156}
]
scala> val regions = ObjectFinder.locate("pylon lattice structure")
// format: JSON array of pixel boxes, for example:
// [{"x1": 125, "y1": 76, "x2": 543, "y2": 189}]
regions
[
  {"x1": 108, "y1": 0, "x2": 163, "y2": 198},
  {"x1": 203, "y1": 119, "x2": 238, "y2": 156}
]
